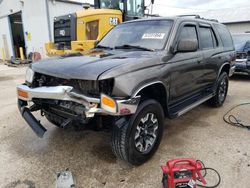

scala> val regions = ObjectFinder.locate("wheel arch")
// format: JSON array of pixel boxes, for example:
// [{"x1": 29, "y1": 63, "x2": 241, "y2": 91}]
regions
[
  {"x1": 218, "y1": 62, "x2": 230, "y2": 76},
  {"x1": 132, "y1": 81, "x2": 169, "y2": 117}
]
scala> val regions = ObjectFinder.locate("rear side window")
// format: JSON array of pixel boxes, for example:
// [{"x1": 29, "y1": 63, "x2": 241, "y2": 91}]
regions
[
  {"x1": 199, "y1": 27, "x2": 217, "y2": 49},
  {"x1": 214, "y1": 24, "x2": 234, "y2": 50},
  {"x1": 179, "y1": 25, "x2": 198, "y2": 41}
]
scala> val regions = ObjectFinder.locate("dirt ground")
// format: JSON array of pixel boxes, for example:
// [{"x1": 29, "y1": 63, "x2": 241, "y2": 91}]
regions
[{"x1": 0, "y1": 63, "x2": 250, "y2": 188}]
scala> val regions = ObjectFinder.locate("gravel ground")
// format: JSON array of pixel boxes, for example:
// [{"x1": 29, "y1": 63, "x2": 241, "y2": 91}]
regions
[{"x1": 0, "y1": 63, "x2": 249, "y2": 188}]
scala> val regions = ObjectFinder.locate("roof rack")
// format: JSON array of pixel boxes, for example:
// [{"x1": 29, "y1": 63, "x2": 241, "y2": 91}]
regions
[
  {"x1": 177, "y1": 14, "x2": 201, "y2": 19},
  {"x1": 145, "y1": 13, "x2": 160, "y2": 17},
  {"x1": 177, "y1": 14, "x2": 219, "y2": 22}
]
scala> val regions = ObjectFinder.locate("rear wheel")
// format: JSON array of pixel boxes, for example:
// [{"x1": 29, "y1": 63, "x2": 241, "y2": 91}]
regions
[
  {"x1": 111, "y1": 99, "x2": 164, "y2": 165},
  {"x1": 208, "y1": 72, "x2": 229, "y2": 107}
]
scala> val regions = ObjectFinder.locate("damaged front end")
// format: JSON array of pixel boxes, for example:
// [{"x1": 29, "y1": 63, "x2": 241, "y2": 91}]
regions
[{"x1": 17, "y1": 70, "x2": 140, "y2": 138}]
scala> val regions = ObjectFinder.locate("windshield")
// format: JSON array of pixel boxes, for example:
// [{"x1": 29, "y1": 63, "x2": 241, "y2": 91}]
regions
[
  {"x1": 232, "y1": 34, "x2": 250, "y2": 45},
  {"x1": 126, "y1": 0, "x2": 144, "y2": 17},
  {"x1": 99, "y1": 0, "x2": 123, "y2": 10},
  {"x1": 97, "y1": 20, "x2": 173, "y2": 50},
  {"x1": 99, "y1": 0, "x2": 144, "y2": 17}
]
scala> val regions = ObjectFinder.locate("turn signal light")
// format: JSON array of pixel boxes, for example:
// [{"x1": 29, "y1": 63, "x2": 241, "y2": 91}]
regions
[
  {"x1": 17, "y1": 89, "x2": 28, "y2": 98},
  {"x1": 101, "y1": 94, "x2": 117, "y2": 114}
]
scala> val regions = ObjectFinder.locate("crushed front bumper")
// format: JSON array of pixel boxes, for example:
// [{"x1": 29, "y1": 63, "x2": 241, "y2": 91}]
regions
[
  {"x1": 18, "y1": 99, "x2": 47, "y2": 138},
  {"x1": 234, "y1": 59, "x2": 250, "y2": 75},
  {"x1": 17, "y1": 84, "x2": 140, "y2": 137}
]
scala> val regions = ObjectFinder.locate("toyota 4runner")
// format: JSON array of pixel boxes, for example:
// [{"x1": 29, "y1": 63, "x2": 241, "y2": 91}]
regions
[{"x1": 17, "y1": 16, "x2": 235, "y2": 165}]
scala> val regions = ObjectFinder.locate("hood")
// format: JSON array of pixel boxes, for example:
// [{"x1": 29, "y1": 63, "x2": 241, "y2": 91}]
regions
[
  {"x1": 31, "y1": 49, "x2": 159, "y2": 80},
  {"x1": 235, "y1": 40, "x2": 250, "y2": 53},
  {"x1": 235, "y1": 42, "x2": 246, "y2": 52}
]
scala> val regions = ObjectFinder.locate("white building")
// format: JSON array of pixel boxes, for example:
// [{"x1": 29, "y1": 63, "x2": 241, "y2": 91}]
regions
[
  {"x1": 0, "y1": 0, "x2": 87, "y2": 60},
  {"x1": 198, "y1": 7, "x2": 250, "y2": 34}
]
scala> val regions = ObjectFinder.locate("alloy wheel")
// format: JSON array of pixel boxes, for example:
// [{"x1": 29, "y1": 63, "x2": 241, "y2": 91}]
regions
[
  {"x1": 134, "y1": 113, "x2": 159, "y2": 154},
  {"x1": 218, "y1": 77, "x2": 227, "y2": 102}
]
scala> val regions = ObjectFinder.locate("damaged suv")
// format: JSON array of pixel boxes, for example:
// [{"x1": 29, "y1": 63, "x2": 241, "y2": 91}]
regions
[{"x1": 17, "y1": 17, "x2": 235, "y2": 165}]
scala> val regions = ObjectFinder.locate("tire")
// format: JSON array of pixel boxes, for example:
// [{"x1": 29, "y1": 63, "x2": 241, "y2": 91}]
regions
[
  {"x1": 208, "y1": 72, "x2": 229, "y2": 107},
  {"x1": 45, "y1": 112, "x2": 65, "y2": 128},
  {"x1": 111, "y1": 99, "x2": 164, "y2": 165}
]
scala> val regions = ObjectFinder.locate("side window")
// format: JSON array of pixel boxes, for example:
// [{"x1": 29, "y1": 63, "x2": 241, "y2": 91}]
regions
[
  {"x1": 214, "y1": 24, "x2": 234, "y2": 50},
  {"x1": 199, "y1": 27, "x2": 215, "y2": 49},
  {"x1": 179, "y1": 25, "x2": 198, "y2": 41},
  {"x1": 86, "y1": 20, "x2": 99, "y2": 40}
]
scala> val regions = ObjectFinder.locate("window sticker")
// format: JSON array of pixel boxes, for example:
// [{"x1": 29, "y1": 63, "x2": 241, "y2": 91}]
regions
[{"x1": 142, "y1": 33, "x2": 165, "y2": 39}]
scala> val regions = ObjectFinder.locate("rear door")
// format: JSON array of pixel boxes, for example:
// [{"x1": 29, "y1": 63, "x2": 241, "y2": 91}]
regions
[
  {"x1": 169, "y1": 22, "x2": 204, "y2": 104},
  {"x1": 198, "y1": 23, "x2": 223, "y2": 88}
]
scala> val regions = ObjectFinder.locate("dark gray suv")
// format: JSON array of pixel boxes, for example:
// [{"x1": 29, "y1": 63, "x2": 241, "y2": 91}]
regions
[{"x1": 17, "y1": 16, "x2": 235, "y2": 165}]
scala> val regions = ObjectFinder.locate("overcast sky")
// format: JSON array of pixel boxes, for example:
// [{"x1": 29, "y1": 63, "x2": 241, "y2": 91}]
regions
[
  {"x1": 151, "y1": 0, "x2": 250, "y2": 16},
  {"x1": 80, "y1": 0, "x2": 250, "y2": 16}
]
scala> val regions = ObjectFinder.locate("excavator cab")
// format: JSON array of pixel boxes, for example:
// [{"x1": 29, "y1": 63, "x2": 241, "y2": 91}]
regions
[{"x1": 45, "y1": 0, "x2": 154, "y2": 56}]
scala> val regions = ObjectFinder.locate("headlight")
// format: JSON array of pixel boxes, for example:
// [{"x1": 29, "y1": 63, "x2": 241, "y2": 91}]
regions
[{"x1": 25, "y1": 67, "x2": 34, "y2": 83}]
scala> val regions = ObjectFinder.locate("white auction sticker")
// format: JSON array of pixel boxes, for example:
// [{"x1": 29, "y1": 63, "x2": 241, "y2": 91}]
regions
[
  {"x1": 187, "y1": 179, "x2": 196, "y2": 188},
  {"x1": 142, "y1": 33, "x2": 165, "y2": 39}
]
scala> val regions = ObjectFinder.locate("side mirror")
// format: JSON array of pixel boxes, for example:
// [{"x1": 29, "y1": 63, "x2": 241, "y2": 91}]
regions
[
  {"x1": 176, "y1": 39, "x2": 198, "y2": 53},
  {"x1": 94, "y1": 40, "x2": 99, "y2": 48}
]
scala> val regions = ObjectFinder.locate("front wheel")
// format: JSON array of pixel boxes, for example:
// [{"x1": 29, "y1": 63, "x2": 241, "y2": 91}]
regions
[
  {"x1": 111, "y1": 99, "x2": 164, "y2": 165},
  {"x1": 208, "y1": 72, "x2": 229, "y2": 107}
]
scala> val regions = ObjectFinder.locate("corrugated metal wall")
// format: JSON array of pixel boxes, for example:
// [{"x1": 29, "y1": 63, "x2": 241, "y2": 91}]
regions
[{"x1": 225, "y1": 22, "x2": 250, "y2": 34}]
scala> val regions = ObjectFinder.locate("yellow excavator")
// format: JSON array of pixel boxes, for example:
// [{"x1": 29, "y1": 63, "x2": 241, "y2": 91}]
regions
[{"x1": 45, "y1": 0, "x2": 155, "y2": 56}]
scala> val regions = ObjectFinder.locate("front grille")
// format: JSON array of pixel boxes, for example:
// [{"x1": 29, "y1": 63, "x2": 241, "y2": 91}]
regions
[
  {"x1": 30, "y1": 73, "x2": 113, "y2": 97},
  {"x1": 236, "y1": 52, "x2": 248, "y2": 59}
]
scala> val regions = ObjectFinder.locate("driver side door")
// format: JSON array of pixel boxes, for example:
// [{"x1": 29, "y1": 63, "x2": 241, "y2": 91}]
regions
[{"x1": 168, "y1": 22, "x2": 204, "y2": 104}]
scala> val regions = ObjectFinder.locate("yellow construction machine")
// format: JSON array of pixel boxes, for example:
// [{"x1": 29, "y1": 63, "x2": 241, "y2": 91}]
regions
[{"x1": 45, "y1": 0, "x2": 155, "y2": 56}]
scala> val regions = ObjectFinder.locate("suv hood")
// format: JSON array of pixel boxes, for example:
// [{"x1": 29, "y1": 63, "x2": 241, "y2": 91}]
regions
[{"x1": 31, "y1": 50, "x2": 159, "y2": 80}]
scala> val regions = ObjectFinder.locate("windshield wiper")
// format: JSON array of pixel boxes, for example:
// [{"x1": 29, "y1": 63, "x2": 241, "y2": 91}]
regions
[
  {"x1": 114, "y1": 44, "x2": 154, "y2": 51},
  {"x1": 95, "y1": 45, "x2": 113, "y2": 50}
]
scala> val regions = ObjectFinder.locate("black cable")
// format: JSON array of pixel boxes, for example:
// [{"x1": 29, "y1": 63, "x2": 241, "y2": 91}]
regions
[
  {"x1": 223, "y1": 103, "x2": 250, "y2": 130},
  {"x1": 196, "y1": 160, "x2": 221, "y2": 188},
  {"x1": 197, "y1": 168, "x2": 221, "y2": 188}
]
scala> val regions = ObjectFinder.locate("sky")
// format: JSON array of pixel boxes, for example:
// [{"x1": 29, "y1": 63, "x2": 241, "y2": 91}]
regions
[
  {"x1": 77, "y1": 0, "x2": 250, "y2": 16},
  {"x1": 151, "y1": 0, "x2": 250, "y2": 16}
]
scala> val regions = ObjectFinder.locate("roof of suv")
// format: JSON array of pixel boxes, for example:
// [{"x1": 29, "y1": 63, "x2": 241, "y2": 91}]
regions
[{"x1": 124, "y1": 16, "x2": 220, "y2": 25}]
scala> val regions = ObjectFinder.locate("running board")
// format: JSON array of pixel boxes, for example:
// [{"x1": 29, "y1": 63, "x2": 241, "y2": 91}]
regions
[{"x1": 176, "y1": 94, "x2": 214, "y2": 117}]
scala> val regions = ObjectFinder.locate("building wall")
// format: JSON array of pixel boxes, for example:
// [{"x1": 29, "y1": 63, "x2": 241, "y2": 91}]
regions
[
  {"x1": 0, "y1": 0, "x2": 83, "y2": 60},
  {"x1": 0, "y1": 0, "x2": 50, "y2": 59},
  {"x1": 0, "y1": 17, "x2": 13, "y2": 59},
  {"x1": 224, "y1": 22, "x2": 250, "y2": 34}
]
